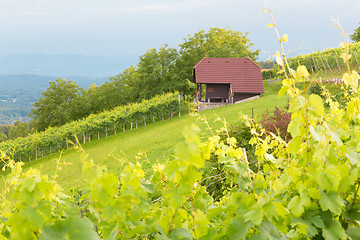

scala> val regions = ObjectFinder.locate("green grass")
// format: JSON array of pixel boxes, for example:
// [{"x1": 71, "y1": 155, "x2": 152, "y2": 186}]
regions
[
  {"x1": 309, "y1": 68, "x2": 345, "y2": 80},
  {"x1": 1, "y1": 81, "x2": 288, "y2": 192}
]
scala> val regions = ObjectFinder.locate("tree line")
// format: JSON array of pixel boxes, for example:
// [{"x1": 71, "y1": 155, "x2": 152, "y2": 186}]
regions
[{"x1": 27, "y1": 27, "x2": 259, "y2": 132}]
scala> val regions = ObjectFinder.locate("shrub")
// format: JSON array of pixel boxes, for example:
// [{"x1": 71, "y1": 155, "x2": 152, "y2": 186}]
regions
[
  {"x1": 201, "y1": 121, "x2": 257, "y2": 201},
  {"x1": 260, "y1": 106, "x2": 291, "y2": 142},
  {"x1": 310, "y1": 81, "x2": 349, "y2": 108}
]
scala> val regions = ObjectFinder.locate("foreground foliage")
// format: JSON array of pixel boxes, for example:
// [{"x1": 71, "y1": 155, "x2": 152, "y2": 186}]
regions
[
  {"x1": 2, "y1": 9, "x2": 360, "y2": 240},
  {"x1": 1, "y1": 59, "x2": 360, "y2": 238}
]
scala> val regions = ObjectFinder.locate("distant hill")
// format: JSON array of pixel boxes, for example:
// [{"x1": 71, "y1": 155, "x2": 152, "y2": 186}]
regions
[
  {"x1": 0, "y1": 53, "x2": 139, "y2": 125},
  {"x1": 0, "y1": 53, "x2": 139, "y2": 77},
  {"x1": 0, "y1": 74, "x2": 111, "y2": 125}
]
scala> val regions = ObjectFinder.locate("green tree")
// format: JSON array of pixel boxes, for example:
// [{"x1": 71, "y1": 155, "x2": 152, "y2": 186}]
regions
[
  {"x1": 350, "y1": 21, "x2": 360, "y2": 42},
  {"x1": 178, "y1": 27, "x2": 260, "y2": 82},
  {"x1": 136, "y1": 45, "x2": 182, "y2": 99},
  {"x1": 7, "y1": 121, "x2": 31, "y2": 140},
  {"x1": 109, "y1": 46, "x2": 185, "y2": 102},
  {"x1": 0, "y1": 124, "x2": 11, "y2": 137},
  {"x1": 109, "y1": 65, "x2": 140, "y2": 103},
  {"x1": 29, "y1": 78, "x2": 83, "y2": 131},
  {"x1": 0, "y1": 132, "x2": 7, "y2": 142}
]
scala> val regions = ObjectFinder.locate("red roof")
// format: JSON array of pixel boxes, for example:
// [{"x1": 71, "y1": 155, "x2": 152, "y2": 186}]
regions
[{"x1": 193, "y1": 58, "x2": 264, "y2": 93}]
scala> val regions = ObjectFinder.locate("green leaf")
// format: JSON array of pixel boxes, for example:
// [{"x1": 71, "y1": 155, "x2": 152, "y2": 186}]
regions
[
  {"x1": 22, "y1": 205, "x2": 45, "y2": 229},
  {"x1": 244, "y1": 209, "x2": 263, "y2": 225},
  {"x1": 170, "y1": 228, "x2": 193, "y2": 239},
  {"x1": 288, "y1": 196, "x2": 303, "y2": 217},
  {"x1": 141, "y1": 179, "x2": 154, "y2": 193},
  {"x1": 347, "y1": 226, "x2": 360, "y2": 240},
  {"x1": 275, "y1": 51, "x2": 284, "y2": 66},
  {"x1": 347, "y1": 151, "x2": 360, "y2": 165},
  {"x1": 289, "y1": 97, "x2": 304, "y2": 112},
  {"x1": 309, "y1": 215, "x2": 324, "y2": 229},
  {"x1": 288, "y1": 193, "x2": 310, "y2": 217},
  {"x1": 39, "y1": 216, "x2": 100, "y2": 240},
  {"x1": 288, "y1": 136, "x2": 302, "y2": 155},
  {"x1": 319, "y1": 191, "x2": 343, "y2": 215},
  {"x1": 308, "y1": 94, "x2": 324, "y2": 117},
  {"x1": 288, "y1": 118, "x2": 300, "y2": 138},
  {"x1": 281, "y1": 34, "x2": 288, "y2": 43},
  {"x1": 296, "y1": 65, "x2": 309, "y2": 78},
  {"x1": 40, "y1": 224, "x2": 65, "y2": 240},
  {"x1": 317, "y1": 165, "x2": 340, "y2": 192},
  {"x1": 322, "y1": 221, "x2": 347, "y2": 240},
  {"x1": 226, "y1": 219, "x2": 247, "y2": 240},
  {"x1": 309, "y1": 125, "x2": 321, "y2": 142},
  {"x1": 278, "y1": 85, "x2": 289, "y2": 98}
]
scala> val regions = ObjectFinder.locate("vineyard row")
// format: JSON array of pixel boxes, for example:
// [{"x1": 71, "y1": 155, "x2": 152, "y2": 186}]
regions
[
  {"x1": 262, "y1": 42, "x2": 360, "y2": 79},
  {"x1": 0, "y1": 92, "x2": 181, "y2": 163}
]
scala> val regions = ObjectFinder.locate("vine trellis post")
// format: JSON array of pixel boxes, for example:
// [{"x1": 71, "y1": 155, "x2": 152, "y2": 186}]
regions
[
  {"x1": 319, "y1": 56, "x2": 327, "y2": 71},
  {"x1": 324, "y1": 57, "x2": 332, "y2": 72},
  {"x1": 353, "y1": 51, "x2": 360, "y2": 70},
  {"x1": 334, "y1": 53, "x2": 341, "y2": 70},
  {"x1": 312, "y1": 56, "x2": 319, "y2": 72}
]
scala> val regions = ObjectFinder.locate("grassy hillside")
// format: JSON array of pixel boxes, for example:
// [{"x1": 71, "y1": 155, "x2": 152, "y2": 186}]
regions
[
  {"x1": 3, "y1": 62, "x2": 346, "y2": 192},
  {"x1": 1, "y1": 80, "x2": 287, "y2": 192}
]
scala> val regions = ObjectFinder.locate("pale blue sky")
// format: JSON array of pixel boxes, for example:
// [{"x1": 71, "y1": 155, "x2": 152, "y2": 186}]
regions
[{"x1": 0, "y1": 0, "x2": 358, "y2": 60}]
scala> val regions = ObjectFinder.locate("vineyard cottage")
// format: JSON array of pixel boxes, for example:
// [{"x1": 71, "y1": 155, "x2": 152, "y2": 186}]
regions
[{"x1": 193, "y1": 58, "x2": 264, "y2": 105}]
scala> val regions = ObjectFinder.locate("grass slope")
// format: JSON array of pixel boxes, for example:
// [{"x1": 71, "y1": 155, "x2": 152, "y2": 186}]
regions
[{"x1": 0, "y1": 80, "x2": 291, "y2": 192}]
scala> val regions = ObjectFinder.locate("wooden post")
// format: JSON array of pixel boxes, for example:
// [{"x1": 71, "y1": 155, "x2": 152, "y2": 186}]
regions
[
  {"x1": 319, "y1": 56, "x2": 327, "y2": 71},
  {"x1": 123, "y1": 126, "x2": 125, "y2": 132},
  {"x1": 324, "y1": 57, "x2": 332, "y2": 72},
  {"x1": 136, "y1": 121, "x2": 138, "y2": 128},
  {"x1": 310, "y1": 64, "x2": 315, "y2": 73},
  {"x1": 353, "y1": 51, "x2": 360, "y2": 69},
  {"x1": 98, "y1": 132, "x2": 100, "y2": 140},
  {"x1": 334, "y1": 53, "x2": 341, "y2": 70},
  {"x1": 312, "y1": 56, "x2": 319, "y2": 72},
  {"x1": 131, "y1": 122, "x2": 133, "y2": 130},
  {"x1": 106, "y1": 128, "x2": 108, "y2": 138},
  {"x1": 316, "y1": 57, "x2": 322, "y2": 71},
  {"x1": 83, "y1": 133, "x2": 86, "y2": 144}
]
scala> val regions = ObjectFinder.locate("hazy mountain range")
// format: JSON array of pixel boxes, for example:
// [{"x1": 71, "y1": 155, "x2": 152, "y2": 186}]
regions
[
  {"x1": 0, "y1": 53, "x2": 139, "y2": 77},
  {"x1": 0, "y1": 53, "x2": 139, "y2": 124}
]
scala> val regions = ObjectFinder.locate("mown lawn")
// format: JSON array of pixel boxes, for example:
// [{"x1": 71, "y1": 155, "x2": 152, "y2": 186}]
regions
[{"x1": 2, "y1": 81, "x2": 288, "y2": 192}]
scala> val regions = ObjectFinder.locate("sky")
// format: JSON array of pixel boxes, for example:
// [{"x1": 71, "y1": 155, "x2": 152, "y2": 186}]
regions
[{"x1": 0, "y1": 0, "x2": 359, "y2": 61}]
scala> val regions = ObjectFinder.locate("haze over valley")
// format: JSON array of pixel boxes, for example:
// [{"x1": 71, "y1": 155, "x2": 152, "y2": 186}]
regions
[{"x1": 0, "y1": 54, "x2": 138, "y2": 124}]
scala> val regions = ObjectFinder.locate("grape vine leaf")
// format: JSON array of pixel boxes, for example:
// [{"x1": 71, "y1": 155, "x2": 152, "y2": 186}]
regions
[
  {"x1": 322, "y1": 221, "x2": 347, "y2": 240},
  {"x1": 319, "y1": 191, "x2": 343, "y2": 215}
]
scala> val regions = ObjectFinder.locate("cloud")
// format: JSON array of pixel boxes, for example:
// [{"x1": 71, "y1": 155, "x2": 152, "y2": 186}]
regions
[
  {"x1": 23, "y1": 11, "x2": 48, "y2": 16},
  {"x1": 123, "y1": 0, "x2": 228, "y2": 12}
]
